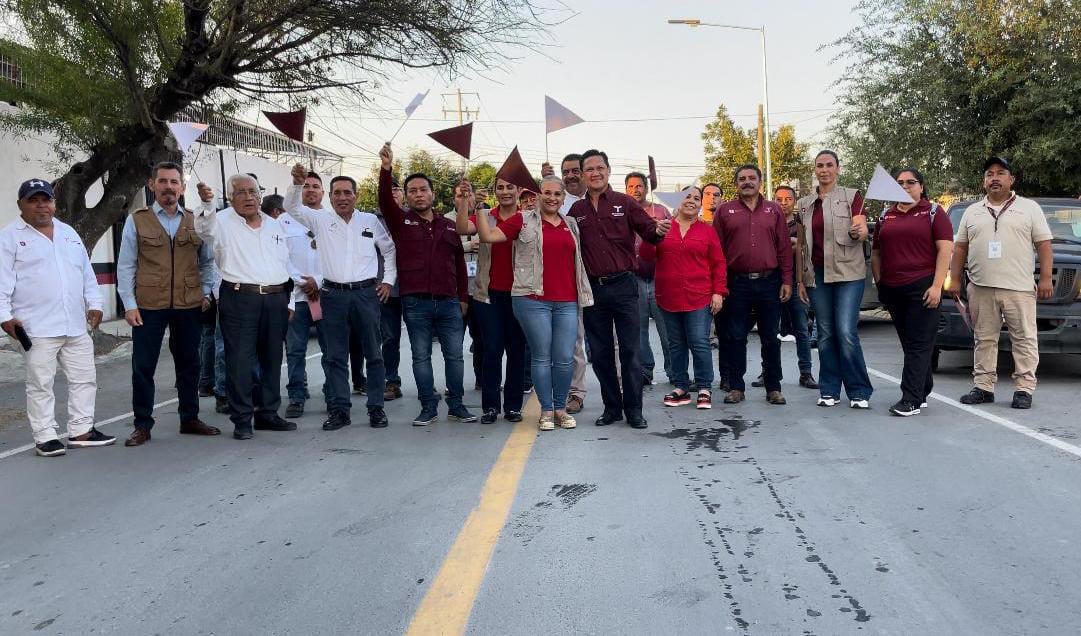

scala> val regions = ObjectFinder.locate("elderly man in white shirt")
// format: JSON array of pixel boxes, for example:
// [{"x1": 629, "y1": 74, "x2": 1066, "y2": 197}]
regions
[
  {"x1": 0, "y1": 179, "x2": 115, "y2": 456},
  {"x1": 286, "y1": 163, "x2": 396, "y2": 430},
  {"x1": 195, "y1": 174, "x2": 294, "y2": 440}
]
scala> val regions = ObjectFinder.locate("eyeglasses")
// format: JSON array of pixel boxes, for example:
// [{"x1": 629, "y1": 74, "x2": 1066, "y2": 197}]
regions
[
  {"x1": 232, "y1": 188, "x2": 260, "y2": 198},
  {"x1": 896, "y1": 179, "x2": 919, "y2": 186}
]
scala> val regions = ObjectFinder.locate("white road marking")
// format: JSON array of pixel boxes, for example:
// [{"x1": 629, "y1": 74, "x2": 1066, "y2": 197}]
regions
[
  {"x1": 867, "y1": 366, "x2": 1081, "y2": 460},
  {"x1": 0, "y1": 353, "x2": 323, "y2": 461}
]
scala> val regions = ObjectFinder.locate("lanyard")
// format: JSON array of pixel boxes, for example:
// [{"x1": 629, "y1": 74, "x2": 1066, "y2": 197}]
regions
[{"x1": 986, "y1": 195, "x2": 1016, "y2": 233}]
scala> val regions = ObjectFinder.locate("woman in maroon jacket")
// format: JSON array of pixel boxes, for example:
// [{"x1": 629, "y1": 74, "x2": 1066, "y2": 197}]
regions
[
  {"x1": 871, "y1": 167, "x2": 953, "y2": 417},
  {"x1": 640, "y1": 187, "x2": 728, "y2": 409}
]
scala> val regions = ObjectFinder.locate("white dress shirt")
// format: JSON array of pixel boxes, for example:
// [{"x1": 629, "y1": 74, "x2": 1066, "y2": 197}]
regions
[
  {"x1": 194, "y1": 206, "x2": 291, "y2": 287},
  {"x1": 560, "y1": 191, "x2": 582, "y2": 215},
  {"x1": 0, "y1": 217, "x2": 103, "y2": 337},
  {"x1": 278, "y1": 211, "x2": 323, "y2": 304},
  {"x1": 284, "y1": 185, "x2": 397, "y2": 286}
]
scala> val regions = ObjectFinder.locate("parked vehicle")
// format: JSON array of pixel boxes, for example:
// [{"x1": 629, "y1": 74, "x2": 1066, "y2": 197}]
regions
[{"x1": 933, "y1": 197, "x2": 1081, "y2": 370}]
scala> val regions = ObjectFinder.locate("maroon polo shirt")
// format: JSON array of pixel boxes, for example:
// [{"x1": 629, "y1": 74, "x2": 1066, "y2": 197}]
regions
[
  {"x1": 633, "y1": 202, "x2": 672, "y2": 280},
  {"x1": 378, "y1": 168, "x2": 468, "y2": 302},
  {"x1": 567, "y1": 187, "x2": 663, "y2": 278},
  {"x1": 873, "y1": 198, "x2": 954, "y2": 287},
  {"x1": 712, "y1": 196, "x2": 793, "y2": 285}
]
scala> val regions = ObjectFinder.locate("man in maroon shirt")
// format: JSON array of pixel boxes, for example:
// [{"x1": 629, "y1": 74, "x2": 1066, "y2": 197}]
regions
[
  {"x1": 567, "y1": 149, "x2": 670, "y2": 429},
  {"x1": 625, "y1": 171, "x2": 672, "y2": 385},
  {"x1": 378, "y1": 143, "x2": 476, "y2": 426},
  {"x1": 713, "y1": 165, "x2": 793, "y2": 405}
]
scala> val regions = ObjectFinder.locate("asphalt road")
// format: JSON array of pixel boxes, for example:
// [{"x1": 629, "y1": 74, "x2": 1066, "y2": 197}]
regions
[{"x1": 1, "y1": 319, "x2": 1080, "y2": 635}]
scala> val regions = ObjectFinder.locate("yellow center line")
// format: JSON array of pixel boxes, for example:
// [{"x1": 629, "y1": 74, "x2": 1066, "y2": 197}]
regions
[{"x1": 405, "y1": 393, "x2": 542, "y2": 636}]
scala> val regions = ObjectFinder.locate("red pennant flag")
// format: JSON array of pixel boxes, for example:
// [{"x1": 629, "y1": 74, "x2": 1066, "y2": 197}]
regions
[
  {"x1": 428, "y1": 122, "x2": 473, "y2": 159},
  {"x1": 648, "y1": 156, "x2": 658, "y2": 191},
  {"x1": 263, "y1": 108, "x2": 307, "y2": 142},
  {"x1": 495, "y1": 146, "x2": 538, "y2": 193}
]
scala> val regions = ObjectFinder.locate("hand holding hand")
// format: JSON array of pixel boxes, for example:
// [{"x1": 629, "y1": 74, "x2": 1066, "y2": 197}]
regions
[{"x1": 454, "y1": 180, "x2": 475, "y2": 212}]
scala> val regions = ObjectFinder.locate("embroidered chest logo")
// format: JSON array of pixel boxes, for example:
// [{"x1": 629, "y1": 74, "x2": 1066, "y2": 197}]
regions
[
  {"x1": 612, "y1": 205, "x2": 624, "y2": 217},
  {"x1": 404, "y1": 219, "x2": 417, "y2": 225},
  {"x1": 18, "y1": 241, "x2": 26, "y2": 246},
  {"x1": 273, "y1": 235, "x2": 283, "y2": 244}
]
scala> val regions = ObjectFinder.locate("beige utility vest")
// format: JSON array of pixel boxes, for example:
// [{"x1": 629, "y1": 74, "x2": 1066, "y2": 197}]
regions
[
  {"x1": 509, "y1": 210, "x2": 594, "y2": 307},
  {"x1": 796, "y1": 186, "x2": 866, "y2": 286},
  {"x1": 132, "y1": 207, "x2": 204, "y2": 310}
]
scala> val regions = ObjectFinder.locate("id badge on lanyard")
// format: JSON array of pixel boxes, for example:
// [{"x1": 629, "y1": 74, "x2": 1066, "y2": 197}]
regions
[{"x1": 986, "y1": 195, "x2": 1015, "y2": 260}]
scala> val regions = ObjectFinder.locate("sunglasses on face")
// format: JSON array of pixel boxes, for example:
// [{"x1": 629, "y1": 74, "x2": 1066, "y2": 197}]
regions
[{"x1": 897, "y1": 179, "x2": 919, "y2": 186}]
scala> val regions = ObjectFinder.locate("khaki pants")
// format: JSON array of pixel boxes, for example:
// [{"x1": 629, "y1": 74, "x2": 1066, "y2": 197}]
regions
[
  {"x1": 24, "y1": 333, "x2": 97, "y2": 444},
  {"x1": 569, "y1": 312, "x2": 588, "y2": 400},
  {"x1": 967, "y1": 284, "x2": 1038, "y2": 393}
]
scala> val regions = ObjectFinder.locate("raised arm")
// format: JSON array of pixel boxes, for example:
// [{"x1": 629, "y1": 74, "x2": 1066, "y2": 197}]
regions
[
  {"x1": 284, "y1": 163, "x2": 316, "y2": 230},
  {"x1": 453, "y1": 180, "x2": 479, "y2": 236},
  {"x1": 378, "y1": 143, "x2": 405, "y2": 235}
]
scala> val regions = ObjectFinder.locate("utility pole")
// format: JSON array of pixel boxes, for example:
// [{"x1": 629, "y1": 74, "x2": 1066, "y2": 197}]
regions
[
  {"x1": 441, "y1": 89, "x2": 479, "y2": 170},
  {"x1": 756, "y1": 103, "x2": 765, "y2": 183}
]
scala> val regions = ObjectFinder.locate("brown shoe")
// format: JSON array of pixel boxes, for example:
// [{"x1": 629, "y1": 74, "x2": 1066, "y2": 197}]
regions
[
  {"x1": 723, "y1": 390, "x2": 745, "y2": 404},
  {"x1": 566, "y1": 395, "x2": 584, "y2": 414},
  {"x1": 767, "y1": 390, "x2": 787, "y2": 405},
  {"x1": 180, "y1": 419, "x2": 221, "y2": 436},
  {"x1": 125, "y1": 428, "x2": 151, "y2": 447},
  {"x1": 383, "y1": 382, "x2": 402, "y2": 401}
]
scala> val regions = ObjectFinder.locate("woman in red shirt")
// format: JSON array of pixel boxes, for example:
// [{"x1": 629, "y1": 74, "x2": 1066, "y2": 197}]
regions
[
  {"x1": 464, "y1": 176, "x2": 593, "y2": 431},
  {"x1": 640, "y1": 187, "x2": 727, "y2": 409},
  {"x1": 871, "y1": 167, "x2": 953, "y2": 417}
]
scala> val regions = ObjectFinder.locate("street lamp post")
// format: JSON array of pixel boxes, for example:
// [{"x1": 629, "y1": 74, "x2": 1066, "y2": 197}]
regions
[{"x1": 668, "y1": 19, "x2": 773, "y2": 197}]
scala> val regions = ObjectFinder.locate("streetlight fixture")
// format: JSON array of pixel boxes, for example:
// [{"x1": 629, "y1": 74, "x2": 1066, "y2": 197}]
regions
[{"x1": 668, "y1": 18, "x2": 773, "y2": 197}]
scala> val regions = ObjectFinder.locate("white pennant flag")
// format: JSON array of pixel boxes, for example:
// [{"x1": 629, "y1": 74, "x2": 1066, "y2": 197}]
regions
[
  {"x1": 404, "y1": 90, "x2": 430, "y2": 117},
  {"x1": 167, "y1": 121, "x2": 209, "y2": 154},
  {"x1": 654, "y1": 189, "x2": 695, "y2": 210},
  {"x1": 545, "y1": 95, "x2": 585, "y2": 134},
  {"x1": 865, "y1": 164, "x2": 915, "y2": 203}
]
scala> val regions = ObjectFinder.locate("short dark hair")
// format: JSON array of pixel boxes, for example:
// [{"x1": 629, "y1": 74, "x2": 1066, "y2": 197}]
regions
[
  {"x1": 815, "y1": 149, "x2": 840, "y2": 165},
  {"x1": 702, "y1": 182, "x2": 723, "y2": 196},
  {"x1": 580, "y1": 149, "x2": 609, "y2": 169},
  {"x1": 774, "y1": 185, "x2": 797, "y2": 199},
  {"x1": 151, "y1": 161, "x2": 183, "y2": 180},
  {"x1": 329, "y1": 175, "x2": 356, "y2": 192},
  {"x1": 624, "y1": 171, "x2": 648, "y2": 188},
  {"x1": 733, "y1": 164, "x2": 761, "y2": 182},
  {"x1": 305, "y1": 171, "x2": 322, "y2": 183},
  {"x1": 403, "y1": 172, "x2": 433, "y2": 191},
  {"x1": 561, "y1": 153, "x2": 582, "y2": 169},
  {"x1": 893, "y1": 166, "x2": 929, "y2": 200},
  {"x1": 260, "y1": 194, "x2": 284, "y2": 214},
  {"x1": 390, "y1": 177, "x2": 401, "y2": 188}
]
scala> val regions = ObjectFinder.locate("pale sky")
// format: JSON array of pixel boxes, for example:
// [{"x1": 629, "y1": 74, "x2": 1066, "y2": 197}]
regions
[{"x1": 300, "y1": 0, "x2": 862, "y2": 190}]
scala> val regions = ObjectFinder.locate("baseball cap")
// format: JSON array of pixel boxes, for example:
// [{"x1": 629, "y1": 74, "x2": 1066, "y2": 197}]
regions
[
  {"x1": 18, "y1": 178, "x2": 54, "y2": 200},
  {"x1": 982, "y1": 156, "x2": 1012, "y2": 174}
]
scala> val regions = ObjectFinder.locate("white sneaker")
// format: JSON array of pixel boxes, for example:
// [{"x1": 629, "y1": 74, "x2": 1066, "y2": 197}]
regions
[
  {"x1": 920, "y1": 402, "x2": 928, "y2": 409},
  {"x1": 778, "y1": 334, "x2": 796, "y2": 342},
  {"x1": 817, "y1": 396, "x2": 839, "y2": 407},
  {"x1": 850, "y1": 399, "x2": 870, "y2": 409}
]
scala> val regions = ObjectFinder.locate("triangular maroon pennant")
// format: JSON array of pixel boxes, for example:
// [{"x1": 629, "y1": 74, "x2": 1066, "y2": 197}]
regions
[
  {"x1": 648, "y1": 155, "x2": 658, "y2": 191},
  {"x1": 263, "y1": 108, "x2": 307, "y2": 142},
  {"x1": 495, "y1": 146, "x2": 538, "y2": 193},
  {"x1": 428, "y1": 122, "x2": 473, "y2": 159}
]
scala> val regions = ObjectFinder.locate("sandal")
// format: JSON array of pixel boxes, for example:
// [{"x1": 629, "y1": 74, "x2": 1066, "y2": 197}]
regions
[
  {"x1": 663, "y1": 390, "x2": 692, "y2": 407},
  {"x1": 696, "y1": 390, "x2": 712, "y2": 409}
]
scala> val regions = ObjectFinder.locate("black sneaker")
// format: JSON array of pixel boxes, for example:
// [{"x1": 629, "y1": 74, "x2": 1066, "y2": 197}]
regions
[
  {"x1": 285, "y1": 402, "x2": 304, "y2": 419},
  {"x1": 67, "y1": 427, "x2": 116, "y2": 447},
  {"x1": 717, "y1": 376, "x2": 730, "y2": 392},
  {"x1": 368, "y1": 408, "x2": 388, "y2": 428},
  {"x1": 505, "y1": 410, "x2": 523, "y2": 423},
  {"x1": 322, "y1": 411, "x2": 351, "y2": 431},
  {"x1": 1011, "y1": 391, "x2": 1032, "y2": 409},
  {"x1": 353, "y1": 383, "x2": 367, "y2": 396},
  {"x1": 889, "y1": 400, "x2": 921, "y2": 417},
  {"x1": 751, "y1": 374, "x2": 765, "y2": 388},
  {"x1": 447, "y1": 406, "x2": 478, "y2": 422},
  {"x1": 413, "y1": 407, "x2": 439, "y2": 427},
  {"x1": 233, "y1": 426, "x2": 253, "y2": 440},
  {"x1": 480, "y1": 409, "x2": 498, "y2": 425},
  {"x1": 959, "y1": 387, "x2": 994, "y2": 404},
  {"x1": 198, "y1": 386, "x2": 215, "y2": 397},
  {"x1": 215, "y1": 396, "x2": 230, "y2": 414},
  {"x1": 255, "y1": 415, "x2": 297, "y2": 431},
  {"x1": 35, "y1": 439, "x2": 66, "y2": 457}
]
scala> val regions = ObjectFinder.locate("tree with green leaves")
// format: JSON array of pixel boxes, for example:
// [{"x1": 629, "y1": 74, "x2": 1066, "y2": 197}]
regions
[
  {"x1": 0, "y1": 0, "x2": 545, "y2": 245},
  {"x1": 355, "y1": 150, "x2": 492, "y2": 214},
  {"x1": 828, "y1": 0, "x2": 1081, "y2": 197},
  {"x1": 701, "y1": 104, "x2": 810, "y2": 197}
]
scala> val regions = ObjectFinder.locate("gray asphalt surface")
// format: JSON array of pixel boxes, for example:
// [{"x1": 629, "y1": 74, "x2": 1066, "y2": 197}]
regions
[{"x1": 1, "y1": 319, "x2": 1080, "y2": 635}]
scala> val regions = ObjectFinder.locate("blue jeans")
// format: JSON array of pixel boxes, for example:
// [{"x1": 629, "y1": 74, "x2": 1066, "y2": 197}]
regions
[
  {"x1": 725, "y1": 271, "x2": 782, "y2": 392},
  {"x1": 321, "y1": 286, "x2": 385, "y2": 412},
  {"x1": 637, "y1": 276, "x2": 671, "y2": 380},
  {"x1": 809, "y1": 267, "x2": 873, "y2": 400},
  {"x1": 661, "y1": 306, "x2": 714, "y2": 392},
  {"x1": 513, "y1": 296, "x2": 578, "y2": 412},
  {"x1": 782, "y1": 296, "x2": 813, "y2": 374},
  {"x1": 285, "y1": 301, "x2": 327, "y2": 403},
  {"x1": 214, "y1": 328, "x2": 226, "y2": 397},
  {"x1": 198, "y1": 318, "x2": 216, "y2": 390},
  {"x1": 473, "y1": 289, "x2": 526, "y2": 413},
  {"x1": 402, "y1": 295, "x2": 466, "y2": 410},
  {"x1": 381, "y1": 296, "x2": 403, "y2": 385}
]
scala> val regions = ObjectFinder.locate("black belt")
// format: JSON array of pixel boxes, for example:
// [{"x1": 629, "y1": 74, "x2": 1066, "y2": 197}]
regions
[
  {"x1": 406, "y1": 293, "x2": 454, "y2": 301},
  {"x1": 730, "y1": 269, "x2": 777, "y2": 280},
  {"x1": 323, "y1": 278, "x2": 376, "y2": 290},
  {"x1": 222, "y1": 280, "x2": 291, "y2": 295},
  {"x1": 589, "y1": 271, "x2": 631, "y2": 286}
]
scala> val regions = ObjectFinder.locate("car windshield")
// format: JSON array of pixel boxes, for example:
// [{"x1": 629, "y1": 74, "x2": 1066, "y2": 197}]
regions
[{"x1": 947, "y1": 201, "x2": 1081, "y2": 245}]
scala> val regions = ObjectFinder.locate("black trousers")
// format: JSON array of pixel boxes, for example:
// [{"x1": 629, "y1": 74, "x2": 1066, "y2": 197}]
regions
[
  {"x1": 725, "y1": 271, "x2": 782, "y2": 392},
  {"x1": 218, "y1": 284, "x2": 289, "y2": 428},
  {"x1": 472, "y1": 289, "x2": 526, "y2": 413},
  {"x1": 466, "y1": 298, "x2": 484, "y2": 386},
  {"x1": 132, "y1": 306, "x2": 202, "y2": 429},
  {"x1": 582, "y1": 272, "x2": 644, "y2": 414},
  {"x1": 350, "y1": 327, "x2": 366, "y2": 388},
  {"x1": 878, "y1": 275, "x2": 939, "y2": 404},
  {"x1": 714, "y1": 303, "x2": 730, "y2": 382}
]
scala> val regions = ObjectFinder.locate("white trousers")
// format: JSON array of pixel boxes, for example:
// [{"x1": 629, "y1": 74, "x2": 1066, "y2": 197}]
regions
[{"x1": 24, "y1": 333, "x2": 97, "y2": 444}]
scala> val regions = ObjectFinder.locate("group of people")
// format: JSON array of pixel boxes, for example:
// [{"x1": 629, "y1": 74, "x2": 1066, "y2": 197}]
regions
[{"x1": 0, "y1": 144, "x2": 1054, "y2": 457}]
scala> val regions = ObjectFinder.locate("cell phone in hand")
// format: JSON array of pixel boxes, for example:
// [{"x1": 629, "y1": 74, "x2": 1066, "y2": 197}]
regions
[{"x1": 13, "y1": 324, "x2": 32, "y2": 351}]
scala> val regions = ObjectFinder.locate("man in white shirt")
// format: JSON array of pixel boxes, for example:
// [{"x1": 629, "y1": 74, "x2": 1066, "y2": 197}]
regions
[
  {"x1": 0, "y1": 179, "x2": 115, "y2": 456},
  {"x1": 286, "y1": 163, "x2": 396, "y2": 429},
  {"x1": 195, "y1": 174, "x2": 294, "y2": 439}
]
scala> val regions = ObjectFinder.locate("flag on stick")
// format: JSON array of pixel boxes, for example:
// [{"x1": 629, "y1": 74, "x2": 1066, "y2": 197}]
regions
[
  {"x1": 648, "y1": 156, "x2": 658, "y2": 191},
  {"x1": 262, "y1": 109, "x2": 307, "y2": 142},
  {"x1": 544, "y1": 95, "x2": 584, "y2": 134},
  {"x1": 496, "y1": 147, "x2": 539, "y2": 193},
  {"x1": 428, "y1": 122, "x2": 473, "y2": 159},
  {"x1": 167, "y1": 121, "x2": 209, "y2": 154},
  {"x1": 865, "y1": 164, "x2": 915, "y2": 203},
  {"x1": 404, "y1": 90, "x2": 429, "y2": 117}
]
